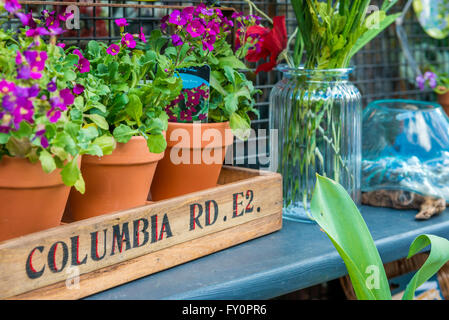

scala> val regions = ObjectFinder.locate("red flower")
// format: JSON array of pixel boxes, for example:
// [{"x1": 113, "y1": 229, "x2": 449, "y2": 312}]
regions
[{"x1": 244, "y1": 16, "x2": 287, "y2": 74}]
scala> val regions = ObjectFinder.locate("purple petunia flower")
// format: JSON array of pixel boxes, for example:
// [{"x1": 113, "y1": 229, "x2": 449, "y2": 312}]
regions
[
  {"x1": 16, "y1": 11, "x2": 37, "y2": 28},
  {"x1": 181, "y1": 7, "x2": 195, "y2": 21},
  {"x1": 121, "y1": 33, "x2": 136, "y2": 49},
  {"x1": 115, "y1": 18, "x2": 128, "y2": 27},
  {"x1": 169, "y1": 10, "x2": 187, "y2": 26},
  {"x1": 76, "y1": 57, "x2": 90, "y2": 73},
  {"x1": 73, "y1": 84, "x2": 84, "y2": 95},
  {"x1": 46, "y1": 107, "x2": 61, "y2": 123},
  {"x1": 139, "y1": 27, "x2": 146, "y2": 43},
  {"x1": 28, "y1": 84, "x2": 40, "y2": 97},
  {"x1": 58, "y1": 12, "x2": 74, "y2": 22},
  {"x1": 205, "y1": 21, "x2": 220, "y2": 36},
  {"x1": 0, "y1": 80, "x2": 15, "y2": 94},
  {"x1": 416, "y1": 71, "x2": 438, "y2": 91},
  {"x1": 171, "y1": 34, "x2": 183, "y2": 46},
  {"x1": 47, "y1": 80, "x2": 57, "y2": 92},
  {"x1": 186, "y1": 20, "x2": 205, "y2": 38},
  {"x1": 4, "y1": 0, "x2": 21, "y2": 13},
  {"x1": 2, "y1": 95, "x2": 16, "y2": 111},
  {"x1": 202, "y1": 34, "x2": 216, "y2": 51},
  {"x1": 59, "y1": 88, "x2": 74, "y2": 106},
  {"x1": 25, "y1": 27, "x2": 50, "y2": 37},
  {"x1": 106, "y1": 43, "x2": 120, "y2": 55},
  {"x1": 160, "y1": 15, "x2": 169, "y2": 31}
]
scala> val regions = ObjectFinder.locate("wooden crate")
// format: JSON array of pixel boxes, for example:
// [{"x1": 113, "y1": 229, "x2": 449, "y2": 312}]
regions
[{"x1": 0, "y1": 166, "x2": 282, "y2": 300}]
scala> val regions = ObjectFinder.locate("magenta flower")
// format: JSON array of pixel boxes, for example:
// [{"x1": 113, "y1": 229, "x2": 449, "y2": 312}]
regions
[
  {"x1": 59, "y1": 88, "x2": 74, "y2": 106},
  {"x1": 106, "y1": 44, "x2": 120, "y2": 55},
  {"x1": 181, "y1": 7, "x2": 195, "y2": 21},
  {"x1": 76, "y1": 58, "x2": 90, "y2": 73},
  {"x1": 33, "y1": 128, "x2": 48, "y2": 148},
  {"x1": 15, "y1": 51, "x2": 22, "y2": 64},
  {"x1": 73, "y1": 49, "x2": 84, "y2": 59},
  {"x1": 169, "y1": 10, "x2": 187, "y2": 26},
  {"x1": 115, "y1": 18, "x2": 128, "y2": 27},
  {"x1": 139, "y1": 27, "x2": 146, "y2": 43},
  {"x1": 4, "y1": 0, "x2": 21, "y2": 13},
  {"x1": 25, "y1": 27, "x2": 50, "y2": 37},
  {"x1": 57, "y1": 43, "x2": 66, "y2": 49},
  {"x1": 47, "y1": 80, "x2": 57, "y2": 92},
  {"x1": 16, "y1": 12, "x2": 37, "y2": 28},
  {"x1": 205, "y1": 21, "x2": 220, "y2": 36},
  {"x1": 202, "y1": 34, "x2": 216, "y2": 51},
  {"x1": 0, "y1": 80, "x2": 15, "y2": 94},
  {"x1": 160, "y1": 15, "x2": 169, "y2": 31},
  {"x1": 198, "y1": 113, "x2": 207, "y2": 121},
  {"x1": 58, "y1": 12, "x2": 74, "y2": 22},
  {"x1": 121, "y1": 33, "x2": 136, "y2": 49},
  {"x1": 73, "y1": 84, "x2": 85, "y2": 95},
  {"x1": 171, "y1": 34, "x2": 183, "y2": 46},
  {"x1": 186, "y1": 20, "x2": 205, "y2": 38},
  {"x1": 46, "y1": 108, "x2": 61, "y2": 123}
]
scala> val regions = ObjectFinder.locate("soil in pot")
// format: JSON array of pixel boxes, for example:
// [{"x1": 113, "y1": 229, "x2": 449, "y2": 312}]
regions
[
  {"x1": 65, "y1": 136, "x2": 164, "y2": 221},
  {"x1": 150, "y1": 122, "x2": 234, "y2": 201},
  {"x1": 0, "y1": 156, "x2": 75, "y2": 242}
]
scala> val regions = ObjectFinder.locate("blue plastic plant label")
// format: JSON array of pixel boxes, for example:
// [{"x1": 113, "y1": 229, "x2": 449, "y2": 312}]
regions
[{"x1": 166, "y1": 65, "x2": 211, "y2": 123}]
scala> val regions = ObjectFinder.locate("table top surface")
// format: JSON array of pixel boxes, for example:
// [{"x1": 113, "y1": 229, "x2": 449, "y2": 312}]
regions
[{"x1": 85, "y1": 205, "x2": 449, "y2": 300}]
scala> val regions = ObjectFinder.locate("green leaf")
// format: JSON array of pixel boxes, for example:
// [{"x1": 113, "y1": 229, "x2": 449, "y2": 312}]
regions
[
  {"x1": 310, "y1": 175, "x2": 392, "y2": 300},
  {"x1": 125, "y1": 94, "x2": 143, "y2": 126},
  {"x1": 39, "y1": 150, "x2": 56, "y2": 173},
  {"x1": 85, "y1": 114, "x2": 109, "y2": 130},
  {"x1": 93, "y1": 135, "x2": 116, "y2": 156},
  {"x1": 402, "y1": 235, "x2": 449, "y2": 300},
  {"x1": 60, "y1": 157, "x2": 81, "y2": 187},
  {"x1": 11, "y1": 121, "x2": 32, "y2": 139},
  {"x1": 74, "y1": 174, "x2": 85, "y2": 194},
  {"x1": 218, "y1": 56, "x2": 248, "y2": 70},
  {"x1": 63, "y1": 69, "x2": 77, "y2": 82},
  {"x1": 147, "y1": 133, "x2": 166, "y2": 154},
  {"x1": 0, "y1": 132, "x2": 10, "y2": 144},
  {"x1": 113, "y1": 124, "x2": 136, "y2": 144},
  {"x1": 349, "y1": 13, "x2": 401, "y2": 60},
  {"x1": 229, "y1": 113, "x2": 251, "y2": 141}
]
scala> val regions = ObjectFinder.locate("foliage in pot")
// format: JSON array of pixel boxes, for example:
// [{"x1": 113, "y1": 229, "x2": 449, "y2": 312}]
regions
[
  {"x1": 416, "y1": 69, "x2": 449, "y2": 116},
  {"x1": 0, "y1": 2, "x2": 105, "y2": 240},
  {"x1": 311, "y1": 175, "x2": 449, "y2": 300},
  {"x1": 65, "y1": 19, "x2": 183, "y2": 219},
  {"x1": 150, "y1": 4, "x2": 261, "y2": 200}
]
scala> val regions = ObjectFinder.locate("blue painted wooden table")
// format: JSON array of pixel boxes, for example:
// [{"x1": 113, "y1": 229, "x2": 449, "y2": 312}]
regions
[{"x1": 85, "y1": 206, "x2": 449, "y2": 300}]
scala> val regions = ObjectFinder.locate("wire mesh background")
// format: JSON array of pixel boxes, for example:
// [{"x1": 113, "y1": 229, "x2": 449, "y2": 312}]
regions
[{"x1": 14, "y1": 0, "x2": 449, "y2": 171}]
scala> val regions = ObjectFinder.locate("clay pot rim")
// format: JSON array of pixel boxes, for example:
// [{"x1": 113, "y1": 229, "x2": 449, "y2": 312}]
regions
[
  {"x1": 166, "y1": 121, "x2": 234, "y2": 149},
  {"x1": 0, "y1": 155, "x2": 78, "y2": 188}
]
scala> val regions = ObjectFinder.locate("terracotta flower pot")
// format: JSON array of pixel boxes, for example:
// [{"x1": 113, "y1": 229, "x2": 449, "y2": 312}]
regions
[
  {"x1": 65, "y1": 136, "x2": 164, "y2": 221},
  {"x1": 0, "y1": 156, "x2": 74, "y2": 242},
  {"x1": 438, "y1": 92, "x2": 449, "y2": 117},
  {"x1": 150, "y1": 122, "x2": 234, "y2": 201}
]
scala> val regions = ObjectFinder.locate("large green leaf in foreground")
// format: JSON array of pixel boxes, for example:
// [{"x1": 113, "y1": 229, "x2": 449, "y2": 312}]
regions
[
  {"x1": 402, "y1": 235, "x2": 449, "y2": 300},
  {"x1": 310, "y1": 175, "x2": 392, "y2": 300},
  {"x1": 311, "y1": 175, "x2": 449, "y2": 300}
]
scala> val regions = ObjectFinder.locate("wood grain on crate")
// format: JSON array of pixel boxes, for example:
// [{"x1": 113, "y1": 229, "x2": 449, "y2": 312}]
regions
[{"x1": 0, "y1": 166, "x2": 282, "y2": 300}]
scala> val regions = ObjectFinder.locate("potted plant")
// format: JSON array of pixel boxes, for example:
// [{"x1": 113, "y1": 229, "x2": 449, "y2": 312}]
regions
[
  {"x1": 245, "y1": 0, "x2": 401, "y2": 222},
  {"x1": 416, "y1": 69, "x2": 449, "y2": 116},
  {"x1": 311, "y1": 174, "x2": 449, "y2": 300},
  {"x1": 150, "y1": 4, "x2": 261, "y2": 201},
  {"x1": 65, "y1": 19, "x2": 183, "y2": 220},
  {"x1": 0, "y1": 3, "x2": 105, "y2": 241}
]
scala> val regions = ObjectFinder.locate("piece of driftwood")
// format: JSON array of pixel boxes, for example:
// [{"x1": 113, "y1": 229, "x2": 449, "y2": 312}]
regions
[{"x1": 362, "y1": 190, "x2": 446, "y2": 220}]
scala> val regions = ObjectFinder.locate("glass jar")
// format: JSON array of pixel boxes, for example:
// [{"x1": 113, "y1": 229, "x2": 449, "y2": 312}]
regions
[{"x1": 269, "y1": 66, "x2": 362, "y2": 223}]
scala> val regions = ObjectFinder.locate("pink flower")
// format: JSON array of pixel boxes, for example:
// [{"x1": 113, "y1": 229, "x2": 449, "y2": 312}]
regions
[
  {"x1": 4, "y1": 0, "x2": 21, "y2": 13},
  {"x1": 0, "y1": 80, "x2": 15, "y2": 94},
  {"x1": 115, "y1": 18, "x2": 128, "y2": 27},
  {"x1": 121, "y1": 33, "x2": 136, "y2": 49},
  {"x1": 171, "y1": 34, "x2": 183, "y2": 46},
  {"x1": 57, "y1": 43, "x2": 66, "y2": 49},
  {"x1": 73, "y1": 84, "x2": 85, "y2": 95},
  {"x1": 169, "y1": 10, "x2": 187, "y2": 26},
  {"x1": 186, "y1": 20, "x2": 205, "y2": 38},
  {"x1": 139, "y1": 27, "x2": 146, "y2": 43},
  {"x1": 76, "y1": 58, "x2": 90, "y2": 73},
  {"x1": 106, "y1": 44, "x2": 120, "y2": 55}
]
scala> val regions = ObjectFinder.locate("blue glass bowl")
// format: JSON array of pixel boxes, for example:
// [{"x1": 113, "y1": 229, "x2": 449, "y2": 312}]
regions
[{"x1": 362, "y1": 99, "x2": 449, "y2": 201}]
